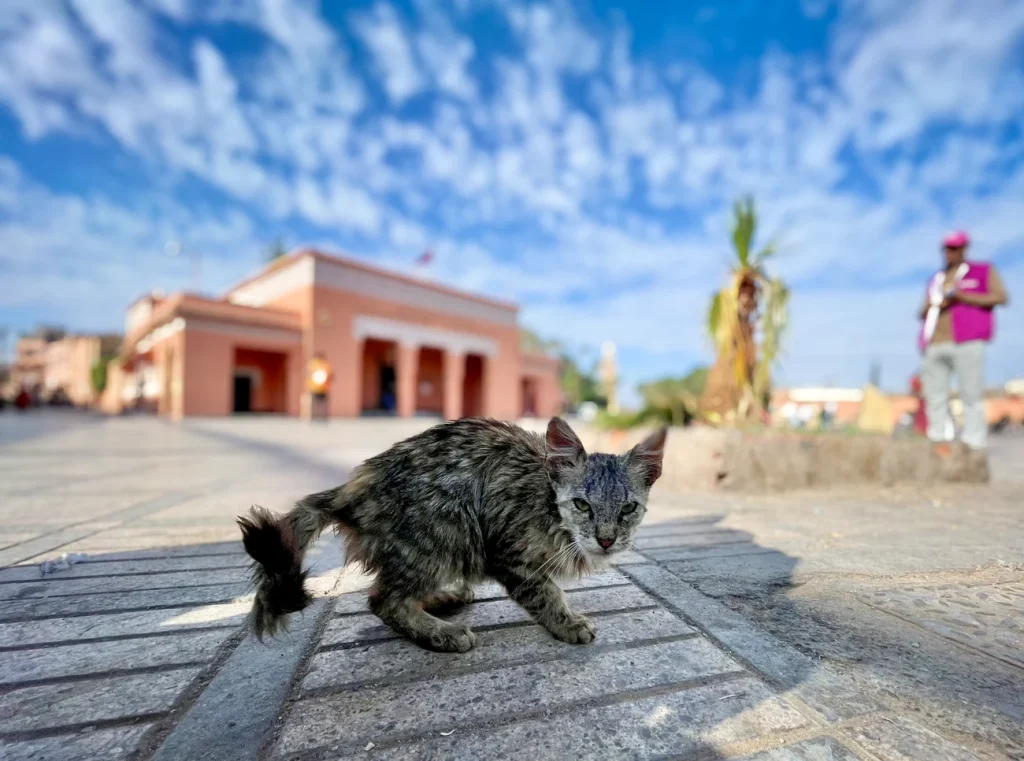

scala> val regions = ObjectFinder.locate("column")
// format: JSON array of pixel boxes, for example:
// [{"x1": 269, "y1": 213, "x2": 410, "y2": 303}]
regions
[
  {"x1": 396, "y1": 341, "x2": 419, "y2": 418},
  {"x1": 443, "y1": 349, "x2": 465, "y2": 421}
]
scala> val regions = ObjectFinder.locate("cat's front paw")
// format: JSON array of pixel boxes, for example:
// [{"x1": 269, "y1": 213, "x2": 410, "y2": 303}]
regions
[
  {"x1": 424, "y1": 622, "x2": 476, "y2": 653},
  {"x1": 549, "y1": 615, "x2": 596, "y2": 645}
]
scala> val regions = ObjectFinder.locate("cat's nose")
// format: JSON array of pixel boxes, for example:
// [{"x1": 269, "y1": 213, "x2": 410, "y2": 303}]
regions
[{"x1": 597, "y1": 537, "x2": 615, "y2": 550}]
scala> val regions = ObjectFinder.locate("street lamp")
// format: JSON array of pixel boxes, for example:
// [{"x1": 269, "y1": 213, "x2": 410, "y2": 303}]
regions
[{"x1": 165, "y1": 240, "x2": 202, "y2": 292}]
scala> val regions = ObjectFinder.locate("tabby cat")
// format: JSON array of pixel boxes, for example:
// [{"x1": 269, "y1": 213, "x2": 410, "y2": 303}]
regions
[{"x1": 238, "y1": 416, "x2": 666, "y2": 652}]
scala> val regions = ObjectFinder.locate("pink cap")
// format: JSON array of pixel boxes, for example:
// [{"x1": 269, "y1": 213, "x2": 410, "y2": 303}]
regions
[{"x1": 942, "y1": 230, "x2": 969, "y2": 248}]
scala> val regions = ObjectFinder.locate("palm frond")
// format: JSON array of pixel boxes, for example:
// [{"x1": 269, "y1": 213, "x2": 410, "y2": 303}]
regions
[
  {"x1": 752, "y1": 278, "x2": 790, "y2": 402},
  {"x1": 706, "y1": 292, "x2": 722, "y2": 341},
  {"x1": 731, "y1": 196, "x2": 756, "y2": 268}
]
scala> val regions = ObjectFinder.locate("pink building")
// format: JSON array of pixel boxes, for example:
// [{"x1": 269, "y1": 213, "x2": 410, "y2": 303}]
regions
[{"x1": 114, "y1": 249, "x2": 563, "y2": 420}]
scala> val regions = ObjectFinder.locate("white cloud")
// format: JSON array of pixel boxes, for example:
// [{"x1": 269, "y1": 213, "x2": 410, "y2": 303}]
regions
[
  {"x1": 294, "y1": 176, "x2": 383, "y2": 236},
  {"x1": 0, "y1": 0, "x2": 1022, "y2": 393},
  {"x1": 0, "y1": 158, "x2": 261, "y2": 326},
  {"x1": 505, "y1": 1, "x2": 602, "y2": 76},
  {"x1": 353, "y1": 3, "x2": 423, "y2": 105},
  {"x1": 834, "y1": 0, "x2": 1024, "y2": 150}
]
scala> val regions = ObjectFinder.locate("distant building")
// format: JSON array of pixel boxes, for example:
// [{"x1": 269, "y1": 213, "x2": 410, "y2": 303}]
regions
[
  {"x1": 8, "y1": 330, "x2": 120, "y2": 405},
  {"x1": 771, "y1": 385, "x2": 1023, "y2": 429},
  {"x1": 111, "y1": 248, "x2": 562, "y2": 420}
]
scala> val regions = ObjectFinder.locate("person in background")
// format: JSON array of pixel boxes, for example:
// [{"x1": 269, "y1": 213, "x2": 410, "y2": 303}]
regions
[
  {"x1": 909, "y1": 374, "x2": 928, "y2": 437},
  {"x1": 918, "y1": 231, "x2": 1009, "y2": 454},
  {"x1": 307, "y1": 352, "x2": 333, "y2": 423}
]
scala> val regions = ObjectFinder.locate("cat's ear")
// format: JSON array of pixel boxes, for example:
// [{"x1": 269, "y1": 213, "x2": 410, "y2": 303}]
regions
[
  {"x1": 626, "y1": 427, "x2": 667, "y2": 488},
  {"x1": 545, "y1": 417, "x2": 586, "y2": 482}
]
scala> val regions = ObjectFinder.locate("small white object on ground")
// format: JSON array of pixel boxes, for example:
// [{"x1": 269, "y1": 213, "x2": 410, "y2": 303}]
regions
[
  {"x1": 40, "y1": 552, "x2": 89, "y2": 576},
  {"x1": 440, "y1": 730, "x2": 455, "y2": 736},
  {"x1": 364, "y1": 742, "x2": 375, "y2": 751}
]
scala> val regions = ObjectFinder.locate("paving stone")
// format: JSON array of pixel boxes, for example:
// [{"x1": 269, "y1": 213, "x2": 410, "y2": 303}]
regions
[
  {"x1": 305, "y1": 608, "x2": 693, "y2": 692},
  {"x1": 606, "y1": 549, "x2": 651, "y2": 564},
  {"x1": 61, "y1": 542, "x2": 244, "y2": 561},
  {"x1": 319, "y1": 677, "x2": 807, "y2": 760},
  {"x1": 471, "y1": 569, "x2": 630, "y2": 600},
  {"x1": 276, "y1": 637, "x2": 745, "y2": 755},
  {"x1": 0, "y1": 569, "x2": 250, "y2": 600},
  {"x1": 663, "y1": 553, "x2": 798, "y2": 597},
  {"x1": 0, "y1": 584, "x2": 251, "y2": 621},
  {"x1": 0, "y1": 555, "x2": 249, "y2": 582},
  {"x1": 643, "y1": 544, "x2": 776, "y2": 562},
  {"x1": 331, "y1": 571, "x2": 631, "y2": 616},
  {"x1": 0, "y1": 602, "x2": 248, "y2": 647},
  {"x1": 0, "y1": 525, "x2": 122, "y2": 568},
  {"x1": 1, "y1": 629, "x2": 235, "y2": 685},
  {"x1": 322, "y1": 584, "x2": 657, "y2": 647},
  {"x1": 635, "y1": 530, "x2": 751, "y2": 550},
  {"x1": 636, "y1": 517, "x2": 727, "y2": 536},
  {"x1": 54, "y1": 531, "x2": 245, "y2": 555},
  {"x1": 0, "y1": 492, "x2": 201, "y2": 567},
  {"x1": 739, "y1": 737, "x2": 863, "y2": 760},
  {"x1": 1, "y1": 724, "x2": 151, "y2": 761},
  {"x1": 859, "y1": 583, "x2": 1024, "y2": 669},
  {"x1": 845, "y1": 716, "x2": 982, "y2": 760},
  {"x1": 151, "y1": 599, "x2": 330, "y2": 761},
  {"x1": 632, "y1": 533, "x2": 752, "y2": 551},
  {"x1": 0, "y1": 668, "x2": 200, "y2": 733},
  {"x1": 620, "y1": 564, "x2": 881, "y2": 723}
]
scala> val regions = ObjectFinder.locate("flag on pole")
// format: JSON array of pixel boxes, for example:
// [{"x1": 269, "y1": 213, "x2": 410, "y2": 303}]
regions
[{"x1": 415, "y1": 250, "x2": 434, "y2": 266}]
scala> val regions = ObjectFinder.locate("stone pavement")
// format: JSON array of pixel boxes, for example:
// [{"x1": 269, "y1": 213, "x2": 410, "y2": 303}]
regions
[{"x1": 0, "y1": 412, "x2": 1021, "y2": 761}]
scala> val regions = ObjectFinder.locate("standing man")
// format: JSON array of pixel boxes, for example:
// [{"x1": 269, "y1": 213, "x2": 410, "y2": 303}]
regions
[
  {"x1": 307, "y1": 352, "x2": 333, "y2": 423},
  {"x1": 918, "y1": 231, "x2": 1009, "y2": 453}
]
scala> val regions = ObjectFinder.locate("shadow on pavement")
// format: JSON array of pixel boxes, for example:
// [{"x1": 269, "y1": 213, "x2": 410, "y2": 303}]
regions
[{"x1": 640, "y1": 513, "x2": 1024, "y2": 759}]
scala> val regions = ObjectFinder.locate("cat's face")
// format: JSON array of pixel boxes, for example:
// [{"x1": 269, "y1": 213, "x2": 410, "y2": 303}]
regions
[{"x1": 545, "y1": 418, "x2": 667, "y2": 560}]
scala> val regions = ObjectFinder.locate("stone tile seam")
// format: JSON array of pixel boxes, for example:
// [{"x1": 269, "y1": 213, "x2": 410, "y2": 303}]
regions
[
  {"x1": 644, "y1": 548, "x2": 780, "y2": 561},
  {"x1": 2, "y1": 461, "x2": 160, "y2": 500},
  {"x1": 0, "y1": 564, "x2": 251, "y2": 585},
  {"x1": 0, "y1": 660, "x2": 211, "y2": 693},
  {"x1": 0, "y1": 490, "x2": 203, "y2": 568},
  {"x1": 0, "y1": 622, "x2": 243, "y2": 653},
  {"x1": 329, "y1": 581, "x2": 636, "y2": 619},
  {"x1": 854, "y1": 596, "x2": 1024, "y2": 675},
  {"x1": 2, "y1": 579, "x2": 253, "y2": 601},
  {"x1": 318, "y1": 603, "x2": 663, "y2": 652},
  {"x1": 0, "y1": 711, "x2": 169, "y2": 744},
  {"x1": 276, "y1": 670, "x2": 751, "y2": 761},
  {"x1": 0, "y1": 596, "x2": 249, "y2": 624},
  {"x1": 302, "y1": 630, "x2": 703, "y2": 699}
]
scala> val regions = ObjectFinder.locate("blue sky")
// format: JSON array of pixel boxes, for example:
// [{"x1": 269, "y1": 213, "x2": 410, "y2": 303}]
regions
[{"x1": 1, "y1": 0, "x2": 1023, "y2": 401}]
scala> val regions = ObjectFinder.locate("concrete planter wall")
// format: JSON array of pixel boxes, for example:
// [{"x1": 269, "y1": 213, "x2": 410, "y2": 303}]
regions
[{"x1": 522, "y1": 419, "x2": 990, "y2": 492}]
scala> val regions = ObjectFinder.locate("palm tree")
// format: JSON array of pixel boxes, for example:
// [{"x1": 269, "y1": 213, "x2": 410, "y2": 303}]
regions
[
  {"x1": 638, "y1": 366, "x2": 708, "y2": 426},
  {"x1": 266, "y1": 237, "x2": 288, "y2": 262},
  {"x1": 701, "y1": 197, "x2": 790, "y2": 423}
]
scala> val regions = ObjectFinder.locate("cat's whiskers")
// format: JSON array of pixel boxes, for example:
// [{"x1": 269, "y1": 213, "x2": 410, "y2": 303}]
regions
[{"x1": 522, "y1": 543, "x2": 574, "y2": 586}]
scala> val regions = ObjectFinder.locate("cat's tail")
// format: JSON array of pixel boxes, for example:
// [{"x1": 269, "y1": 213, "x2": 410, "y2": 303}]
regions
[{"x1": 237, "y1": 479, "x2": 359, "y2": 639}]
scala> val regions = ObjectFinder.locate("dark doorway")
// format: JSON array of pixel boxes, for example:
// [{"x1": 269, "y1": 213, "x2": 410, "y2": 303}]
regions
[
  {"x1": 233, "y1": 375, "x2": 253, "y2": 413},
  {"x1": 379, "y1": 365, "x2": 397, "y2": 413}
]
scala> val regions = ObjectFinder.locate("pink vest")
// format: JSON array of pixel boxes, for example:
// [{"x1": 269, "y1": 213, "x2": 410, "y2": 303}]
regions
[{"x1": 920, "y1": 262, "x2": 994, "y2": 350}]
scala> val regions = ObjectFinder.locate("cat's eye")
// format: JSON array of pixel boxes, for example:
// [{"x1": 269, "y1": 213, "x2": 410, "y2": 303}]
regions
[
  {"x1": 573, "y1": 499, "x2": 591, "y2": 512},
  {"x1": 620, "y1": 502, "x2": 639, "y2": 516}
]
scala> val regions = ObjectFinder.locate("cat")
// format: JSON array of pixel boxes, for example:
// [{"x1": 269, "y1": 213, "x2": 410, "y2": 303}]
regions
[{"x1": 237, "y1": 416, "x2": 666, "y2": 653}]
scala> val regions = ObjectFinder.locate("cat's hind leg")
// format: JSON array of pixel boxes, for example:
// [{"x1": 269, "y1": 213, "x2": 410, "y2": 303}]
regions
[
  {"x1": 422, "y1": 581, "x2": 476, "y2": 613},
  {"x1": 369, "y1": 581, "x2": 476, "y2": 653}
]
